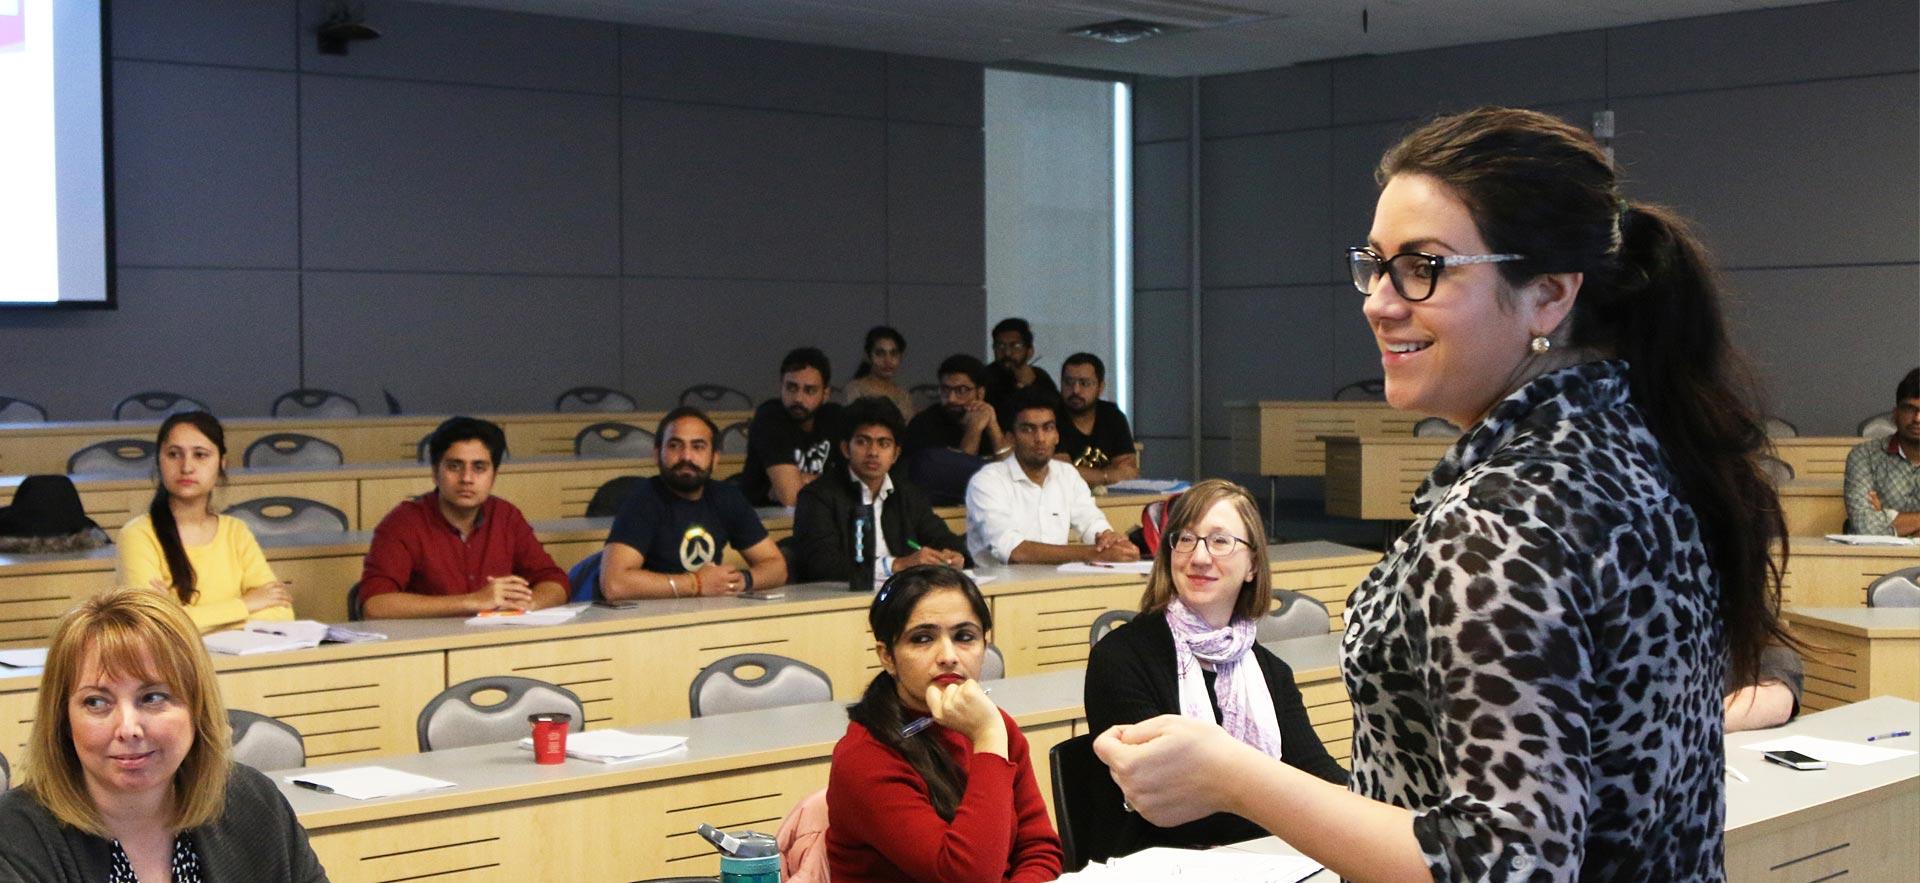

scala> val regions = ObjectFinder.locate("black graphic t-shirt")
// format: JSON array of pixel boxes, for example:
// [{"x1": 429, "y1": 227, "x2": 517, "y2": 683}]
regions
[
  {"x1": 1057, "y1": 400, "x2": 1135, "y2": 468},
  {"x1": 604, "y1": 476, "x2": 769, "y2": 573},
  {"x1": 741, "y1": 398, "x2": 843, "y2": 506}
]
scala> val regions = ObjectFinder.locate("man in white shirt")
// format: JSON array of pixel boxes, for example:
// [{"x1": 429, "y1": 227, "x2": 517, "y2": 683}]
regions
[{"x1": 965, "y1": 389, "x2": 1140, "y2": 566}]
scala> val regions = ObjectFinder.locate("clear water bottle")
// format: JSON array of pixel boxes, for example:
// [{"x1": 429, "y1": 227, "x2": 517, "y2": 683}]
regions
[{"x1": 849, "y1": 503, "x2": 874, "y2": 593}]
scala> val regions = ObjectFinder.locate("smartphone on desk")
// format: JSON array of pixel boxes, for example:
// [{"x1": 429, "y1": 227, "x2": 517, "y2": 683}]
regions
[
  {"x1": 737, "y1": 590, "x2": 786, "y2": 601},
  {"x1": 593, "y1": 598, "x2": 641, "y2": 610},
  {"x1": 1762, "y1": 749, "x2": 1827, "y2": 771}
]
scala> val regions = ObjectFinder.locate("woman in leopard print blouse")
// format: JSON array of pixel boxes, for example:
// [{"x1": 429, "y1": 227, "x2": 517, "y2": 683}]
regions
[{"x1": 1096, "y1": 107, "x2": 1789, "y2": 882}]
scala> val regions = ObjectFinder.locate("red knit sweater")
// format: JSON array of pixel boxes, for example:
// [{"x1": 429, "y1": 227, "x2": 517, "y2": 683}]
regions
[{"x1": 825, "y1": 710, "x2": 1063, "y2": 883}]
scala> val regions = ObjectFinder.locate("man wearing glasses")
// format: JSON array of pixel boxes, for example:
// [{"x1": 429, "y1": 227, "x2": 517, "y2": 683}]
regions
[
  {"x1": 1843, "y1": 367, "x2": 1920, "y2": 536},
  {"x1": 985, "y1": 317, "x2": 1060, "y2": 429},
  {"x1": 902, "y1": 354, "x2": 1007, "y2": 504}
]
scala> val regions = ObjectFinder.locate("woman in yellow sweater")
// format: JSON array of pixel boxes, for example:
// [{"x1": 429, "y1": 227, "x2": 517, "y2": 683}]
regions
[{"x1": 116, "y1": 412, "x2": 294, "y2": 632}]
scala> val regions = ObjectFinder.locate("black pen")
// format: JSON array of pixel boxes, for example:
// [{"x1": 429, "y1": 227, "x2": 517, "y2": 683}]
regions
[{"x1": 291, "y1": 780, "x2": 334, "y2": 793}]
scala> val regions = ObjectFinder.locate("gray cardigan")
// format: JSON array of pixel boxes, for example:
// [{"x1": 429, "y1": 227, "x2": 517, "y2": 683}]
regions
[{"x1": 0, "y1": 763, "x2": 328, "y2": 882}]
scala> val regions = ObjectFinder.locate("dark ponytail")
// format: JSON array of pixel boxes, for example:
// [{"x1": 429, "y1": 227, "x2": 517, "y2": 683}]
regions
[
  {"x1": 150, "y1": 412, "x2": 228, "y2": 605},
  {"x1": 847, "y1": 564, "x2": 992, "y2": 821},
  {"x1": 1380, "y1": 107, "x2": 1790, "y2": 689}
]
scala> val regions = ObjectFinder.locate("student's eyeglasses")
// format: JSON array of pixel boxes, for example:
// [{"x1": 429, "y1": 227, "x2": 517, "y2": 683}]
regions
[
  {"x1": 940, "y1": 383, "x2": 977, "y2": 397},
  {"x1": 1169, "y1": 531, "x2": 1252, "y2": 558},
  {"x1": 1346, "y1": 246, "x2": 1527, "y2": 302}
]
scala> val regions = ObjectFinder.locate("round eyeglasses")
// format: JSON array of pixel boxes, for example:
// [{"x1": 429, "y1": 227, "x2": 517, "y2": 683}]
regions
[{"x1": 1347, "y1": 247, "x2": 1526, "y2": 302}]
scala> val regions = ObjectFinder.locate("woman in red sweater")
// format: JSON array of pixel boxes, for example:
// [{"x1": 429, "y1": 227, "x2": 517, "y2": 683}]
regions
[{"x1": 826, "y1": 565, "x2": 1063, "y2": 882}]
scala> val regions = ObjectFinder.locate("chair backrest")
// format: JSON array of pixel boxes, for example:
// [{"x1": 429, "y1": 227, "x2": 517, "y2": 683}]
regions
[
  {"x1": 229, "y1": 708, "x2": 306, "y2": 771},
  {"x1": 223, "y1": 496, "x2": 350, "y2": 536},
  {"x1": 0, "y1": 396, "x2": 48, "y2": 423},
  {"x1": 1, "y1": 748, "x2": 10, "y2": 793},
  {"x1": 1764, "y1": 417, "x2": 1799, "y2": 439},
  {"x1": 1332, "y1": 379, "x2": 1385, "y2": 402},
  {"x1": 908, "y1": 383, "x2": 941, "y2": 415},
  {"x1": 1412, "y1": 416, "x2": 1461, "y2": 438},
  {"x1": 1089, "y1": 609, "x2": 1136, "y2": 647},
  {"x1": 1859, "y1": 414, "x2": 1897, "y2": 440},
  {"x1": 679, "y1": 384, "x2": 755, "y2": 413},
  {"x1": 574, "y1": 422, "x2": 655, "y2": 458},
  {"x1": 567, "y1": 549, "x2": 604, "y2": 603},
  {"x1": 1758, "y1": 455, "x2": 1795, "y2": 485},
  {"x1": 243, "y1": 432, "x2": 345, "y2": 469},
  {"x1": 1867, "y1": 566, "x2": 1920, "y2": 608},
  {"x1": 346, "y1": 581, "x2": 364, "y2": 621},
  {"x1": 587, "y1": 476, "x2": 646, "y2": 519},
  {"x1": 716, "y1": 421, "x2": 751, "y2": 455},
  {"x1": 689, "y1": 653, "x2": 833, "y2": 717},
  {"x1": 556, "y1": 386, "x2": 638, "y2": 413},
  {"x1": 67, "y1": 439, "x2": 156, "y2": 476},
  {"x1": 982, "y1": 645, "x2": 1006, "y2": 681},
  {"x1": 1258, "y1": 589, "x2": 1331, "y2": 642},
  {"x1": 113, "y1": 391, "x2": 208, "y2": 421},
  {"x1": 1137, "y1": 493, "x2": 1181, "y2": 557},
  {"x1": 381, "y1": 388, "x2": 404, "y2": 415},
  {"x1": 417, "y1": 676, "x2": 585, "y2": 752},
  {"x1": 1048, "y1": 733, "x2": 1130, "y2": 871},
  {"x1": 417, "y1": 431, "x2": 435, "y2": 464},
  {"x1": 271, "y1": 388, "x2": 360, "y2": 418}
]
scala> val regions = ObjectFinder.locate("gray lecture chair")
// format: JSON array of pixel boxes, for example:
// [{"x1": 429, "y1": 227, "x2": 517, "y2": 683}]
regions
[
  {"x1": 229, "y1": 709, "x2": 306, "y2": 771},
  {"x1": 1859, "y1": 414, "x2": 1897, "y2": 440},
  {"x1": 689, "y1": 653, "x2": 833, "y2": 717},
  {"x1": 574, "y1": 422, "x2": 655, "y2": 458},
  {"x1": 67, "y1": 439, "x2": 156, "y2": 476},
  {"x1": 1049, "y1": 733, "x2": 1129, "y2": 871},
  {"x1": 1, "y1": 749, "x2": 9, "y2": 793},
  {"x1": 1256, "y1": 590, "x2": 1331, "y2": 642},
  {"x1": 587, "y1": 476, "x2": 645, "y2": 518},
  {"x1": 556, "y1": 386, "x2": 637, "y2": 413},
  {"x1": 678, "y1": 384, "x2": 754, "y2": 413},
  {"x1": 982, "y1": 645, "x2": 1006, "y2": 681},
  {"x1": 1088, "y1": 609, "x2": 1135, "y2": 647},
  {"x1": 417, "y1": 676, "x2": 585, "y2": 752},
  {"x1": 716, "y1": 421, "x2": 750, "y2": 455},
  {"x1": 0, "y1": 396, "x2": 48, "y2": 423},
  {"x1": 416, "y1": 431, "x2": 435, "y2": 464},
  {"x1": 1758, "y1": 455, "x2": 1796, "y2": 485},
  {"x1": 243, "y1": 433, "x2": 345, "y2": 469},
  {"x1": 346, "y1": 582, "x2": 365, "y2": 622},
  {"x1": 1332, "y1": 379, "x2": 1385, "y2": 402},
  {"x1": 1764, "y1": 417, "x2": 1799, "y2": 439},
  {"x1": 223, "y1": 497, "x2": 350, "y2": 536},
  {"x1": 271, "y1": 388, "x2": 360, "y2": 418},
  {"x1": 1413, "y1": 416, "x2": 1461, "y2": 437},
  {"x1": 113, "y1": 391, "x2": 208, "y2": 421},
  {"x1": 1867, "y1": 566, "x2": 1920, "y2": 608}
]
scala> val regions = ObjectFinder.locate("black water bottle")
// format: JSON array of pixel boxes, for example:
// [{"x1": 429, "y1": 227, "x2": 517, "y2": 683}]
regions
[{"x1": 849, "y1": 503, "x2": 875, "y2": 593}]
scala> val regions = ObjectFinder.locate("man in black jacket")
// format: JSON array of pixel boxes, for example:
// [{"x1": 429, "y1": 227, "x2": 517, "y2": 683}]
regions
[{"x1": 791, "y1": 396, "x2": 968, "y2": 584}]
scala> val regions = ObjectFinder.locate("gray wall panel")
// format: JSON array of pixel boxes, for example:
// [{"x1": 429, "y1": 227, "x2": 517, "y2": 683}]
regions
[
  {"x1": 0, "y1": 270, "x2": 299, "y2": 420},
  {"x1": 1330, "y1": 32, "x2": 1606, "y2": 126},
  {"x1": 1133, "y1": 141, "x2": 1190, "y2": 291},
  {"x1": 887, "y1": 55, "x2": 984, "y2": 127},
  {"x1": 620, "y1": 279, "x2": 887, "y2": 405},
  {"x1": 621, "y1": 26, "x2": 886, "y2": 118},
  {"x1": 1133, "y1": 77, "x2": 1191, "y2": 143},
  {"x1": 303, "y1": 273, "x2": 622, "y2": 414},
  {"x1": 111, "y1": 0, "x2": 296, "y2": 69},
  {"x1": 1136, "y1": 436, "x2": 1192, "y2": 481},
  {"x1": 1200, "y1": 286, "x2": 1335, "y2": 435},
  {"x1": 624, "y1": 101, "x2": 886, "y2": 282},
  {"x1": 889, "y1": 124, "x2": 986, "y2": 285},
  {"x1": 1201, "y1": 64, "x2": 1331, "y2": 138},
  {"x1": 1200, "y1": 129, "x2": 1332, "y2": 288},
  {"x1": 1613, "y1": 75, "x2": 1918, "y2": 268},
  {"x1": 1131, "y1": 289, "x2": 1190, "y2": 437},
  {"x1": 886, "y1": 284, "x2": 989, "y2": 393},
  {"x1": 1723, "y1": 265, "x2": 1920, "y2": 436},
  {"x1": 1609, "y1": 0, "x2": 1919, "y2": 97},
  {"x1": 297, "y1": 1, "x2": 619, "y2": 94},
  {"x1": 111, "y1": 63, "x2": 299, "y2": 269},
  {"x1": 300, "y1": 76, "x2": 621, "y2": 274}
]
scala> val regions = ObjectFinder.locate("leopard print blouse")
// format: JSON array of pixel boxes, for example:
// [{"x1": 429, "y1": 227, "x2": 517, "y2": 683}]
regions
[{"x1": 1343, "y1": 360, "x2": 1725, "y2": 881}]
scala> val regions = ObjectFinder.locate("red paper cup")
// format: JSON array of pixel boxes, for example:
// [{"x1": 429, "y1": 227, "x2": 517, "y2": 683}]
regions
[{"x1": 529, "y1": 712, "x2": 571, "y2": 764}]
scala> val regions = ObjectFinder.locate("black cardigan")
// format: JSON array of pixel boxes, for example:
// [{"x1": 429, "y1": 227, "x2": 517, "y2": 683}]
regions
[
  {"x1": 789, "y1": 467, "x2": 970, "y2": 582},
  {"x1": 1084, "y1": 608, "x2": 1348, "y2": 856},
  {"x1": 0, "y1": 763, "x2": 329, "y2": 882}
]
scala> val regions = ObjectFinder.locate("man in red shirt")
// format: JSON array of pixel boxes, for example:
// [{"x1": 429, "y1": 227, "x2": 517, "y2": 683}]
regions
[{"x1": 358, "y1": 417, "x2": 569, "y2": 618}]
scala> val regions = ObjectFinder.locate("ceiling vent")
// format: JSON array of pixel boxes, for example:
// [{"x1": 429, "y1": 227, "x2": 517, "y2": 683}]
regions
[
  {"x1": 1064, "y1": 18, "x2": 1178, "y2": 44},
  {"x1": 1055, "y1": 0, "x2": 1271, "y2": 29}
]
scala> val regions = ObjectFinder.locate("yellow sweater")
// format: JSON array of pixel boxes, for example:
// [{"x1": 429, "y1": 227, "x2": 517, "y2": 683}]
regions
[{"x1": 117, "y1": 514, "x2": 294, "y2": 632}]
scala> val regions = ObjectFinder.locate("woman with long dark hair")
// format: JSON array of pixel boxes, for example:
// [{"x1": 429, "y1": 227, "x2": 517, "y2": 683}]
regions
[
  {"x1": 826, "y1": 565, "x2": 1061, "y2": 882},
  {"x1": 116, "y1": 412, "x2": 294, "y2": 632},
  {"x1": 1096, "y1": 107, "x2": 1790, "y2": 881},
  {"x1": 841, "y1": 326, "x2": 914, "y2": 418}
]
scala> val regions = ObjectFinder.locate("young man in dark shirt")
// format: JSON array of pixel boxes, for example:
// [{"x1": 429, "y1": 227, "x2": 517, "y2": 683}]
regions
[
  {"x1": 1056, "y1": 352, "x2": 1139, "y2": 488},
  {"x1": 902, "y1": 354, "x2": 1006, "y2": 505},
  {"x1": 741, "y1": 347, "x2": 843, "y2": 508},
  {"x1": 599, "y1": 407, "x2": 788, "y2": 600},
  {"x1": 984, "y1": 317, "x2": 1059, "y2": 428},
  {"x1": 791, "y1": 396, "x2": 967, "y2": 583}
]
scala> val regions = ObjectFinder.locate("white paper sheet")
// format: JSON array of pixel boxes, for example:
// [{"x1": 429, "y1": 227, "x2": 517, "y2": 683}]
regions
[
  {"x1": 517, "y1": 729, "x2": 689, "y2": 764},
  {"x1": 286, "y1": 766, "x2": 457, "y2": 800},
  {"x1": 1058, "y1": 847, "x2": 1322, "y2": 881},
  {"x1": 1822, "y1": 534, "x2": 1920, "y2": 546},
  {"x1": 1105, "y1": 479, "x2": 1190, "y2": 495},
  {"x1": 203, "y1": 629, "x2": 316, "y2": 656},
  {"x1": 0, "y1": 647, "x2": 49, "y2": 669},
  {"x1": 465, "y1": 604, "x2": 587, "y2": 627},
  {"x1": 1057, "y1": 560, "x2": 1155, "y2": 575},
  {"x1": 1741, "y1": 734, "x2": 1918, "y2": 765}
]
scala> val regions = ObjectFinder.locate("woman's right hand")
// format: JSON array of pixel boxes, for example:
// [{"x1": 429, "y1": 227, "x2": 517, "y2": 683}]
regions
[
  {"x1": 926, "y1": 680, "x2": 1008, "y2": 758},
  {"x1": 243, "y1": 581, "x2": 294, "y2": 613}
]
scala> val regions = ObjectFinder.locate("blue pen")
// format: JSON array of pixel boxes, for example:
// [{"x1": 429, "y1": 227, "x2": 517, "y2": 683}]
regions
[{"x1": 1865, "y1": 730, "x2": 1912, "y2": 742}]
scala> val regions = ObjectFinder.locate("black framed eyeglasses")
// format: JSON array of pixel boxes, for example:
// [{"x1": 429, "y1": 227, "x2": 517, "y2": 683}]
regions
[
  {"x1": 1346, "y1": 247, "x2": 1526, "y2": 302},
  {"x1": 1169, "y1": 531, "x2": 1252, "y2": 558}
]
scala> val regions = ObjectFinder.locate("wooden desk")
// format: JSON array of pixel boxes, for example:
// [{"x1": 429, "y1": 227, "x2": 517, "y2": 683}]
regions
[
  {"x1": 1779, "y1": 479, "x2": 1846, "y2": 536},
  {"x1": 1779, "y1": 537, "x2": 1920, "y2": 608},
  {"x1": 1772, "y1": 436, "x2": 1864, "y2": 482},
  {"x1": 0, "y1": 409, "x2": 753, "y2": 476},
  {"x1": 1228, "y1": 401, "x2": 1420, "y2": 477},
  {"x1": 0, "y1": 546, "x2": 1377, "y2": 766},
  {"x1": 1787, "y1": 607, "x2": 1920, "y2": 711}
]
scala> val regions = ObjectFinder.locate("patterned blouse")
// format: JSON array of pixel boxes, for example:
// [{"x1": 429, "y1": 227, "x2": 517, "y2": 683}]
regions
[
  {"x1": 1343, "y1": 361, "x2": 1726, "y2": 881},
  {"x1": 108, "y1": 834, "x2": 201, "y2": 883}
]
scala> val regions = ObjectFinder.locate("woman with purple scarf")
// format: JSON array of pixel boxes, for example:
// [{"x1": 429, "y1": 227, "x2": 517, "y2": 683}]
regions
[{"x1": 1083, "y1": 479, "x2": 1345, "y2": 860}]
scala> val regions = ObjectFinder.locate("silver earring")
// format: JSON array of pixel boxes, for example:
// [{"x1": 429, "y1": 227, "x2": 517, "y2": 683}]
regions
[{"x1": 1529, "y1": 335, "x2": 1552, "y2": 355}]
